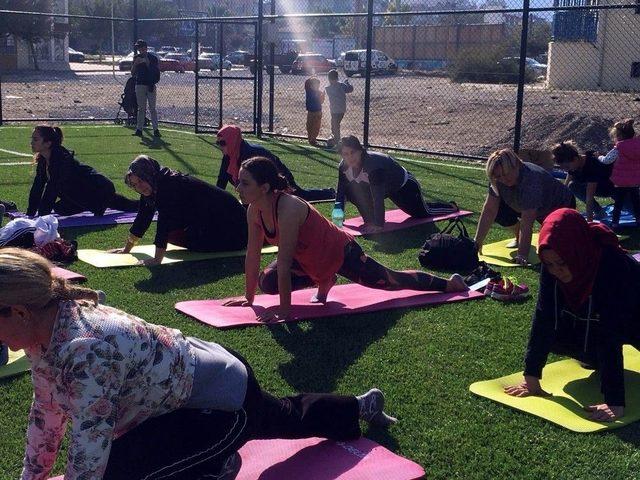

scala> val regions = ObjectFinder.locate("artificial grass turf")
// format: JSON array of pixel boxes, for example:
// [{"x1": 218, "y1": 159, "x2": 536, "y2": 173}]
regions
[{"x1": 1, "y1": 124, "x2": 640, "y2": 479}]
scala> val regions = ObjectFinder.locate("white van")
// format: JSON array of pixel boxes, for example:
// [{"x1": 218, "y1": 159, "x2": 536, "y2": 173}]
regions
[{"x1": 343, "y1": 49, "x2": 397, "y2": 77}]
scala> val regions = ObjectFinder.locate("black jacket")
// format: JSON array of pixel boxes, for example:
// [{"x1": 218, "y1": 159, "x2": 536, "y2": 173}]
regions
[
  {"x1": 133, "y1": 52, "x2": 159, "y2": 86},
  {"x1": 130, "y1": 168, "x2": 247, "y2": 249},
  {"x1": 216, "y1": 141, "x2": 297, "y2": 191},
  {"x1": 27, "y1": 147, "x2": 114, "y2": 217},
  {"x1": 524, "y1": 247, "x2": 640, "y2": 406}
]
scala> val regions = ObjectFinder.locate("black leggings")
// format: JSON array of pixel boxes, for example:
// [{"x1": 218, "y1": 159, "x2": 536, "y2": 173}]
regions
[
  {"x1": 612, "y1": 187, "x2": 640, "y2": 224},
  {"x1": 54, "y1": 193, "x2": 139, "y2": 216},
  {"x1": 389, "y1": 176, "x2": 458, "y2": 217},
  {"x1": 103, "y1": 350, "x2": 360, "y2": 480},
  {"x1": 259, "y1": 240, "x2": 448, "y2": 294}
]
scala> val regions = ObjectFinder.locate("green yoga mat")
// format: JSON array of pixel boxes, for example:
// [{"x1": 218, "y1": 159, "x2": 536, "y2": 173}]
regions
[
  {"x1": 470, "y1": 345, "x2": 640, "y2": 432},
  {"x1": 0, "y1": 350, "x2": 29, "y2": 380},
  {"x1": 78, "y1": 244, "x2": 279, "y2": 268},
  {"x1": 478, "y1": 234, "x2": 540, "y2": 267}
]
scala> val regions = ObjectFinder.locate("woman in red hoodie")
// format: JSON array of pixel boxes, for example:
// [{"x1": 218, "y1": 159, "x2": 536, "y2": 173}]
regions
[{"x1": 598, "y1": 118, "x2": 640, "y2": 229}]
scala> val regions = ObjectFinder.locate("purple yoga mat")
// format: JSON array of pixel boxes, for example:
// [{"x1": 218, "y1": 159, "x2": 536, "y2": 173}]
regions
[
  {"x1": 8, "y1": 209, "x2": 155, "y2": 228},
  {"x1": 52, "y1": 266, "x2": 86, "y2": 282},
  {"x1": 176, "y1": 282, "x2": 484, "y2": 329},
  {"x1": 342, "y1": 209, "x2": 472, "y2": 236},
  {"x1": 634, "y1": 253, "x2": 640, "y2": 263},
  {"x1": 49, "y1": 437, "x2": 425, "y2": 480}
]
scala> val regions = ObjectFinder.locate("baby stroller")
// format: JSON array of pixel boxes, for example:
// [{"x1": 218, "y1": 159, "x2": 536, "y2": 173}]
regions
[{"x1": 115, "y1": 76, "x2": 148, "y2": 126}]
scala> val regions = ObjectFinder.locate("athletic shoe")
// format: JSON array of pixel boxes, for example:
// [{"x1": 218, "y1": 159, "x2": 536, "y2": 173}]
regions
[
  {"x1": 490, "y1": 277, "x2": 530, "y2": 302},
  {"x1": 0, "y1": 200, "x2": 17, "y2": 212},
  {"x1": 96, "y1": 290, "x2": 107, "y2": 305},
  {"x1": 153, "y1": 129, "x2": 162, "y2": 138},
  {"x1": 485, "y1": 278, "x2": 502, "y2": 295},
  {"x1": 505, "y1": 238, "x2": 519, "y2": 249},
  {"x1": 132, "y1": 129, "x2": 142, "y2": 137},
  {"x1": 357, "y1": 388, "x2": 397, "y2": 427},
  {"x1": 464, "y1": 261, "x2": 501, "y2": 287},
  {"x1": 217, "y1": 452, "x2": 242, "y2": 480}
]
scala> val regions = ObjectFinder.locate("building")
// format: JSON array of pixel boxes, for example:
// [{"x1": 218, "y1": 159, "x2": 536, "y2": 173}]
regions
[
  {"x1": 547, "y1": 0, "x2": 640, "y2": 91},
  {"x1": 0, "y1": 0, "x2": 70, "y2": 71}
]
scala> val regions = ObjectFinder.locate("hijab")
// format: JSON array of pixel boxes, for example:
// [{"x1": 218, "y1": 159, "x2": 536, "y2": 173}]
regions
[
  {"x1": 538, "y1": 208, "x2": 626, "y2": 310},
  {"x1": 217, "y1": 125, "x2": 243, "y2": 185},
  {"x1": 126, "y1": 155, "x2": 162, "y2": 197}
]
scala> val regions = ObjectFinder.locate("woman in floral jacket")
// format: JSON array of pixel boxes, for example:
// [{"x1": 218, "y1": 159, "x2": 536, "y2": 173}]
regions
[{"x1": 0, "y1": 248, "x2": 396, "y2": 480}]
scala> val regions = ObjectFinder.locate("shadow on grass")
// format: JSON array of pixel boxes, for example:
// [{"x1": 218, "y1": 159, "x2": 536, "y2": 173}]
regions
[
  {"x1": 134, "y1": 259, "x2": 244, "y2": 293},
  {"x1": 267, "y1": 309, "x2": 404, "y2": 394}
]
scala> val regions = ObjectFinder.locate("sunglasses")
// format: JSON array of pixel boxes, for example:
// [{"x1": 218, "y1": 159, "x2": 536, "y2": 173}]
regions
[{"x1": 216, "y1": 139, "x2": 226, "y2": 147}]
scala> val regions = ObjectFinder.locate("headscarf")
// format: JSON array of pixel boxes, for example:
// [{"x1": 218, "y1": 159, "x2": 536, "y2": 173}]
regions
[
  {"x1": 538, "y1": 208, "x2": 626, "y2": 310},
  {"x1": 217, "y1": 125, "x2": 243, "y2": 184},
  {"x1": 125, "y1": 155, "x2": 162, "y2": 197}
]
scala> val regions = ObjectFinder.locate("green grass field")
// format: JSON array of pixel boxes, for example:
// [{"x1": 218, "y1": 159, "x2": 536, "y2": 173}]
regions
[{"x1": 1, "y1": 124, "x2": 639, "y2": 479}]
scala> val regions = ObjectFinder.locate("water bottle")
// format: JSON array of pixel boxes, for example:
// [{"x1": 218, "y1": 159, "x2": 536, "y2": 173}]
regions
[{"x1": 331, "y1": 204, "x2": 344, "y2": 228}]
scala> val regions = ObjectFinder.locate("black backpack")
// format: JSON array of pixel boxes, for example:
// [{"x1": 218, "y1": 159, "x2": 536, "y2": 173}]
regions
[
  {"x1": 149, "y1": 55, "x2": 161, "y2": 84},
  {"x1": 418, "y1": 219, "x2": 479, "y2": 272}
]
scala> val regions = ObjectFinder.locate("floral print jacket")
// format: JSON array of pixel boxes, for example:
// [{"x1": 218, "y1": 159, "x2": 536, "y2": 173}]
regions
[{"x1": 21, "y1": 301, "x2": 196, "y2": 480}]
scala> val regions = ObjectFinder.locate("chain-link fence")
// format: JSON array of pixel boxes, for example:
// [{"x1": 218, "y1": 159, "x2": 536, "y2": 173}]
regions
[{"x1": 1, "y1": 0, "x2": 639, "y2": 159}]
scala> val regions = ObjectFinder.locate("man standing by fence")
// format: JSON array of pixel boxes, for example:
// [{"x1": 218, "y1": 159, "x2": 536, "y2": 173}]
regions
[
  {"x1": 131, "y1": 39, "x2": 161, "y2": 138},
  {"x1": 325, "y1": 69, "x2": 353, "y2": 148}
]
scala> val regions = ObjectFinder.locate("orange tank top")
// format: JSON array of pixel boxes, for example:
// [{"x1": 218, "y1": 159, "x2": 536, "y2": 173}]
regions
[{"x1": 256, "y1": 193, "x2": 353, "y2": 283}]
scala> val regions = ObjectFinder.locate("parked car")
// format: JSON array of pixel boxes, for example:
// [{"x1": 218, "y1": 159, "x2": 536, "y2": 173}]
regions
[
  {"x1": 335, "y1": 52, "x2": 346, "y2": 68},
  {"x1": 198, "y1": 53, "x2": 232, "y2": 71},
  {"x1": 343, "y1": 49, "x2": 397, "y2": 77},
  {"x1": 499, "y1": 57, "x2": 548, "y2": 77},
  {"x1": 225, "y1": 50, "x2": 254, "y2": 66},
  {"x1": 157, "y1": 46, "x2": 180, "y2": 58},
  {"x1": 164, "y1": 53, "x2": 196, "y2": 72},
  {"x1": 291, "y1": 53, "x2": 336, "y2": 75},
  {"x1": 68, "y1": 47, "x2": 85, "y2": 63}
]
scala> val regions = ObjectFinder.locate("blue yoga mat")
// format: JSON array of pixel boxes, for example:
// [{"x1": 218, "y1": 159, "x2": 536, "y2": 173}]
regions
[{"x1": 600, "y1": 204, "x2": 637, "y2": 228}]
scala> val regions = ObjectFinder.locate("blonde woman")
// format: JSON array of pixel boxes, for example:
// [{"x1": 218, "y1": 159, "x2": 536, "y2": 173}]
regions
[
  {"x1": 474, "y1": 148, "x2": 575, "y2": 265},
  {"x1": 1, "y1": 248, "x2": 396, "y2": 480}
]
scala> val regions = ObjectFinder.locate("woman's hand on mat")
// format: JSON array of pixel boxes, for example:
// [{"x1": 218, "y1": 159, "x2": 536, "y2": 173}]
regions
[
  {"x1": 109, "y1": 247, "x2": 131, "y2": 254},
  {"x1": 504, "y1": 376, "x2": 550, "y2": 397},
  {"x1": 256, "y1": 306, "x2": 291, "y2": 323},
  {"x1": 584, "y1": 404, "x2": 624, "y2": 422},
  {"x1": 223, "y1": 297, "x2": 253, "y2": 307}
]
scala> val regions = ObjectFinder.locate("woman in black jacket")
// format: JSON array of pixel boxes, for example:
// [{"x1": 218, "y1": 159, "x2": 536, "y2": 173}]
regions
[
  {"x1": 504, "y1": 208, "x2": 640, "y2": 422},
  {"x1": 27, "y1": 125, "x2": 138, "y2": 217},
  {"x1": 112, "y1": 155, "x2": 248, "y2": 266},
  {"x1": 216, "y1": 124, "x2": 335, "y2": 202},
  {"x1": 336, "y1": 135, "x2": 458, "y2": 234}
]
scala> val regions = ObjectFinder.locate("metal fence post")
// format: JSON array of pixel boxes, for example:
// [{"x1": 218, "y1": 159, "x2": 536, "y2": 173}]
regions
[
  {"x1": 513, "y1": 0, "x2": 530, "y2": 153},
  {"x1": 0, "y1": 74, "x2": 3, "y2": 126},
  {"x1": 362, "y1": 0, "x2": 374, "y2": 148},
  {"x1": 132, "y1": 0, "x2": 138, "y2": 44},
  {"x1": 268, "y1": 0, "x2": 275, "y2": 132},
  {"x1": 256, "y1": 0, "x2": 264, "y2": 137},
  {"x1": 195, "y1": 21, "x2": 199, "y2": 133}
]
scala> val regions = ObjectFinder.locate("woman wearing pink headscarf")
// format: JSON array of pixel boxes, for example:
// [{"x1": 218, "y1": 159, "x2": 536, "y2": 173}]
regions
[
  {"x1": 215, "y1": 125, "x2": 335, "y2": 202},
  {"x1": 505, "y1": 208, "x2": 640, "y2": 422}
]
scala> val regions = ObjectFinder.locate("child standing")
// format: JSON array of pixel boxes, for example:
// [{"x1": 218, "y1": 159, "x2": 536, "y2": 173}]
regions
[
  {"x1": 599, "y1": 118, "x2": 640, "y2": 228},
  {"x1": 305, "y1": 77, "x2": 325, "y2": 145},
  {"x1": 325, "y1": 69, "x2": 354, "y2": 148}
]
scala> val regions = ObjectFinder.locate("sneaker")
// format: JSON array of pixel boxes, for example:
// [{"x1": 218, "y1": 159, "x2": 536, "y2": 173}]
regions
[
  {"x1": 505, "y1": 238, "x2": 519, "y2": 249},
  {"x1": 357, "y1": 388, "x2": 397, "y2": 427},
  {"x1": 0, "y1": 200, "x2": 17, "y2": 212},
  {"x1": 485, "y1": 278, "x2": 502, "y2": 295},
  {"x1": 217, "y1": 452, "x2": 242, "y2": 480},
  {"x1": 153, "y1": 129, "x2": 162, "y2": 138},
  {"x1": 132, "y1": 129, "x2": 142, "y2": 137},
  {"x1": 490, "y1": 277, "x2": 530, "y2": 301},
  {"x1": 464, "y1": 261, "x2": 501, "y2": 287},
  {"x1": 96, "y1": 290, "x2": 107, "y2": 305}
]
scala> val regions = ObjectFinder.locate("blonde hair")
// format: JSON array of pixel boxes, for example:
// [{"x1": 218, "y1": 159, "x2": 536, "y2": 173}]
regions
[
  {"x1": 610, "y1": 118, "x2": 635, "y2": 142},
  {"x1": 486, "y1": 148, "x2": 522, "y2": 183},
  {"x1": 0, "y1": 248, "x2": 97, "y2": 313}
]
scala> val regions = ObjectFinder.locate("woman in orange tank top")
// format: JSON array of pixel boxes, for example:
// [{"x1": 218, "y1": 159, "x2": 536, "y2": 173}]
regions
[{"x1": 224, "y1": 157, "x2": 468, "y2": 322}]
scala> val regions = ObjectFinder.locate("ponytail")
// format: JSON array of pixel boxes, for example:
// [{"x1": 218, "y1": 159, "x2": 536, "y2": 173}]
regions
[
  {"x1": 611, "y1": 118, "x2": 635, "y2": 142},
  {"x1": 32, "y1": 124, "x2": 65, "y2": 165}
]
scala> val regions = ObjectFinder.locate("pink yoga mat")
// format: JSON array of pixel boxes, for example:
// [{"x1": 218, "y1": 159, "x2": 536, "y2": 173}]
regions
[
  {"x1": 342, "y1": 209, "x2": 472, "y2": 236},
  {"x1": 176, "y1": 283, "x2": 484, "y2": 329},
  {"x1": 634, "y1": 253, "x2": 640, "y2": 263},
  {"x1": 8, "y1": 209, "x2": 155, "y2": 228},
  {"x1": 52, "y1": 266, "x2": 86, "y2": 282},
  {"x1": 49, "y1": 437, "x2": 424, "y2": 480}
]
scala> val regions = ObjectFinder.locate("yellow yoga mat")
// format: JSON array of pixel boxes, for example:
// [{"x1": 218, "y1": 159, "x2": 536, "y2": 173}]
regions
[
  {"x1": 470, "y1": 345, "x2": 640, "y2": 432},
  {"x1": 78, "y1": 244, "x2": 279, "y2": 268},
  {"x1": 478, "y1": 234, "x2": 540, "y2": 267},
  {"x1": 0, "y1": 349, "x2": 29, "y2": 380}
]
